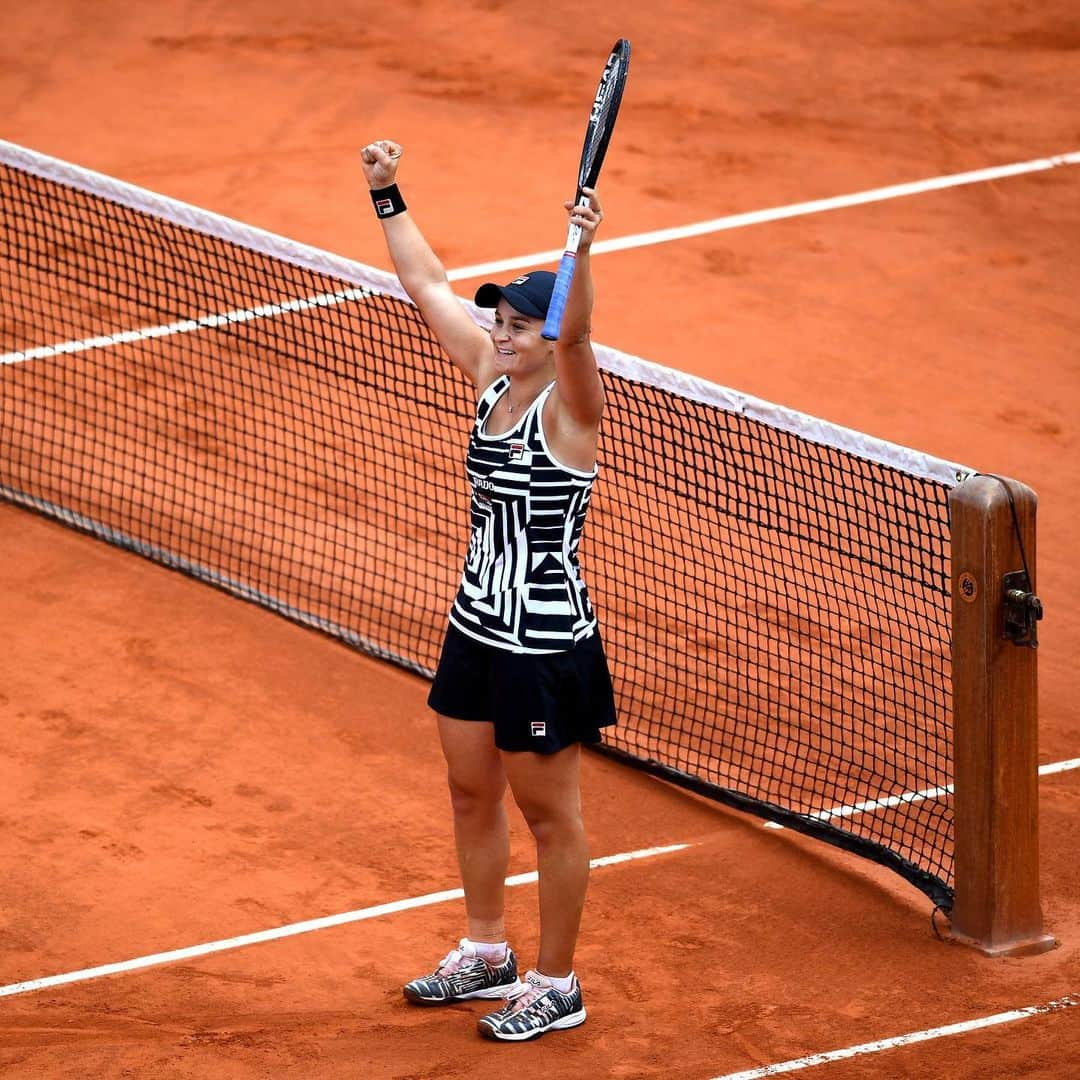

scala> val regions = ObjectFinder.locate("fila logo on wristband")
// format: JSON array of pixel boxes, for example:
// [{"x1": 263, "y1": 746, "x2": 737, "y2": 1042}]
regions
[
  {"x1": 531, "y1": 721, "x2": 547, "y2": 737},
  {"x1": 369, "y1": 183, "x2": 406, "y2": 218}
]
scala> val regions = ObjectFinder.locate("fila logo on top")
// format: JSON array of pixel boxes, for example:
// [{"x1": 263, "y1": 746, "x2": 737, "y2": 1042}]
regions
[
  {"x1": 509, "y1": 442, "x2": 526, "y2": 461},
  {"x1": 531, "y1": 721, "x2": 546, "y2": 737}
]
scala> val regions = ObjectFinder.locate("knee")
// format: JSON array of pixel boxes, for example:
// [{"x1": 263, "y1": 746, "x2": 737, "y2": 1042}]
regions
[
  {"x1": 516, "y1": 801, "x2": 583, "y2": 845},
  {"x1": 447, "y1": 772, "x2": 505, "y2": 817}
]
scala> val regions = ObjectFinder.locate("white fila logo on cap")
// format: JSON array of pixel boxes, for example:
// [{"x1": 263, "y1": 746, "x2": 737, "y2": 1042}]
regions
[
  {"x1": 512, "y1": 275, "x2": 530, "y2": 285},
  {"x1": 531, "y1": 721, "x2": 546, "y2": 737}
]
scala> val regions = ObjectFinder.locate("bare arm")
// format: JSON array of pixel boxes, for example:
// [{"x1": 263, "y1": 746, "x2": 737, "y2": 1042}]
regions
[
  {"x1": 552, "y1": 188, "x2": 606, "y2": 429},
  {"x1": 360, "y1": 141, "x2": 491, "y2": 386}
]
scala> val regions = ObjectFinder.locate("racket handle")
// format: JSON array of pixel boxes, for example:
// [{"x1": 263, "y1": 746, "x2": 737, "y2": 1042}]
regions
[{"x1": 541, "y1": 251, "x2": 578, "y2": 340}]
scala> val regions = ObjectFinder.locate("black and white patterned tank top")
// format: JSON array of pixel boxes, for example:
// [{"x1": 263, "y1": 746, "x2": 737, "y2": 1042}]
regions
[{"x1": 449, "y1": 375, "x2": 599, "y2": 654}]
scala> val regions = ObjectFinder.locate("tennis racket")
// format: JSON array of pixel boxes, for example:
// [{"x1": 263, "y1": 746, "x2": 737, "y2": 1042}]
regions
[{"x1": 541, "y1": 38, "x2": 631, "y2": 341}]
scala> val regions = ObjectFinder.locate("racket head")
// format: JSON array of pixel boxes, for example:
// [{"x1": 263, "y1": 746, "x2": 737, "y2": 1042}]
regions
[{"x1": 576, "y1": 38, "x2": 631, "y2": 195}]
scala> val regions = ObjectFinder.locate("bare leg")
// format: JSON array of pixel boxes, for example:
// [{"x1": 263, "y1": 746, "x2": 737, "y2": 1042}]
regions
[
  {"x1": 436, "y1": 713, "x2": 509, "y2": 943},
  {"x1": 501, "y1": 744, "x2": 588, "y2": 978}
]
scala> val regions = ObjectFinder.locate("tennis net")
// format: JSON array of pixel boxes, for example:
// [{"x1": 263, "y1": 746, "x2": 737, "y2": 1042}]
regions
[{"x1": 0, "y1": 141, "x2": 973, "y2": 910}]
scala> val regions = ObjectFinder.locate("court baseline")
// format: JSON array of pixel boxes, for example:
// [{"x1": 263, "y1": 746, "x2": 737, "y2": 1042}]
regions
[
  {"x1": 445, "y1": 150, "x2": 1080, "y2": 280},
  {"x1": 762, "y1": 757, "x2": 1080, "y2": 830},
  {"x1": 5, "y1": 150, "x2": 1079, "y2": 368},
  {"x1": 708, "y1": 993, "x2": 1078, "y2": 1079},
  {"x1": 0, "y1": 843, "x2": 690, "y2": 1001}
]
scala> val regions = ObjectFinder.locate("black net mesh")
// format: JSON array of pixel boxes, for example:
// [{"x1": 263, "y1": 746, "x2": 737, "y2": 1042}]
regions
[{"x1": 0, "y1": 155, "x2": 956, "y2": 909}]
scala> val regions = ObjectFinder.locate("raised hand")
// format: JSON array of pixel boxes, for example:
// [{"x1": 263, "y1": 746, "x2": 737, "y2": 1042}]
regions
[
  {"x1": 360, "y1": 140, "x2": 403, "y2": 189},
  {"x1": 564, "y1": 187, "x2": 604, "y2": 249}
]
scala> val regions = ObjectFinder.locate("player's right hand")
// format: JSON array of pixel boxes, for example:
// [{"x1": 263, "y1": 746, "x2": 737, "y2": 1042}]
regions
[{"x1": 360, "y1": 140, "x2": 402, "y2": 189}]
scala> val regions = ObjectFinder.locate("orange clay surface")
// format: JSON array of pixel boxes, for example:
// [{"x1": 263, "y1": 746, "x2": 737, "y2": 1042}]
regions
[{"x1": 2, "y1": 2, "x2": 1079, "y2": 1077}]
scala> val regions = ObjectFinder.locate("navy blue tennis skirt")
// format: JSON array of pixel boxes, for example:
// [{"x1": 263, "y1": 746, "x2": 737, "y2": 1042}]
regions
[{"x1": 427, "y1": 621, "x2": 618, "y2": 754}]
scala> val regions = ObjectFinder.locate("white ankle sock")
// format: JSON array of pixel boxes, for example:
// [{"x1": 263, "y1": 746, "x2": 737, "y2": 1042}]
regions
[
  {"x1": 465, "y1": 938, "x2": 508, "y2": 964},
  {"x1": 537, "y1": 970, "x2": 575, "y2": 993}
]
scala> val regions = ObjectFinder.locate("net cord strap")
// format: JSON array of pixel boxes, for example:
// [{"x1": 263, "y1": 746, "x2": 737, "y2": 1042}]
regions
[
  {"x1": 0, "y1": 138, "x2": 974, "y2": 489},
  {"x1": 981, "y1": 473, "x2": 1033, "y2": 581}
]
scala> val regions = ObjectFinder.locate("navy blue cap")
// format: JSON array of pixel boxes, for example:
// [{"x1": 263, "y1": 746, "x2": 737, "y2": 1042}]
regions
[{"x1": 474, "y1": 271, "x2": 555, "y2": 319}]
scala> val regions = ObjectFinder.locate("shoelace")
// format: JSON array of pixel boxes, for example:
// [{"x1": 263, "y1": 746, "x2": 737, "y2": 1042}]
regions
[
  {"x1": 435, "y1": 947, "x2": 472, "y2": 977},
  {"x1": 504, "y1": 973, "x2": 549, "y2": 1014}
]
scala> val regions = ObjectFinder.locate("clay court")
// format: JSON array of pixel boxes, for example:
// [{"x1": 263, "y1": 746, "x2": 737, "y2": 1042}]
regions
[{"x1": 2, "y1": 2, "x2": 1079, "y2": 1076}]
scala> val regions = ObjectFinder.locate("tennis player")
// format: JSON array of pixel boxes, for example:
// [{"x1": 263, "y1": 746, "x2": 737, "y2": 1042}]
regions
[{"x1": 361, "y1": 139, "x2": 616, "y2": 1042}]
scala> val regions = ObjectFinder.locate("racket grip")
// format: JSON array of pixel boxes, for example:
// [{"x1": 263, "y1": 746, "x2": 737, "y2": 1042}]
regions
[{"x1": 541, "y1": 252, "x2": 578, "y2": 341}]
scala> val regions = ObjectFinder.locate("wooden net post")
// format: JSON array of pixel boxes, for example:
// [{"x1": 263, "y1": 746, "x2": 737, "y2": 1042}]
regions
[{"x1": 948, "y1": 474, "x2": 1055, "y2": 957}]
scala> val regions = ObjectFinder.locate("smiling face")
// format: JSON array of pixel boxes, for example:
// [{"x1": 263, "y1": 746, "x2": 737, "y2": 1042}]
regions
[{"x1": 490, "y1": 299, "x2": 555, "y2": 377}]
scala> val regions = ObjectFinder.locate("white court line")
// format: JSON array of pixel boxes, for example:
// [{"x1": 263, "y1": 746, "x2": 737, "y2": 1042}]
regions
[
  {"x1": 4, "y1": 151, "x2": 1078, "y2": 367},
  {"x1": 762, "y1": 756, "x2": 1080, "y2": 831},
  {"x1": 0, "y1": 843, "x2": 689, "y2": 1000},
  {"x1": 445, "y1": 150, "x2": 1080, "y2": 280},
  {"x1": 1039, "y1": 756, "x2": 1080, "y2": 777},
  {"x1": 709, "y1": 994, "x2": 1078, "y2": 1079},
  {"x1": 0, "y1": 287, "x2": 373, "y2": 366}
]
